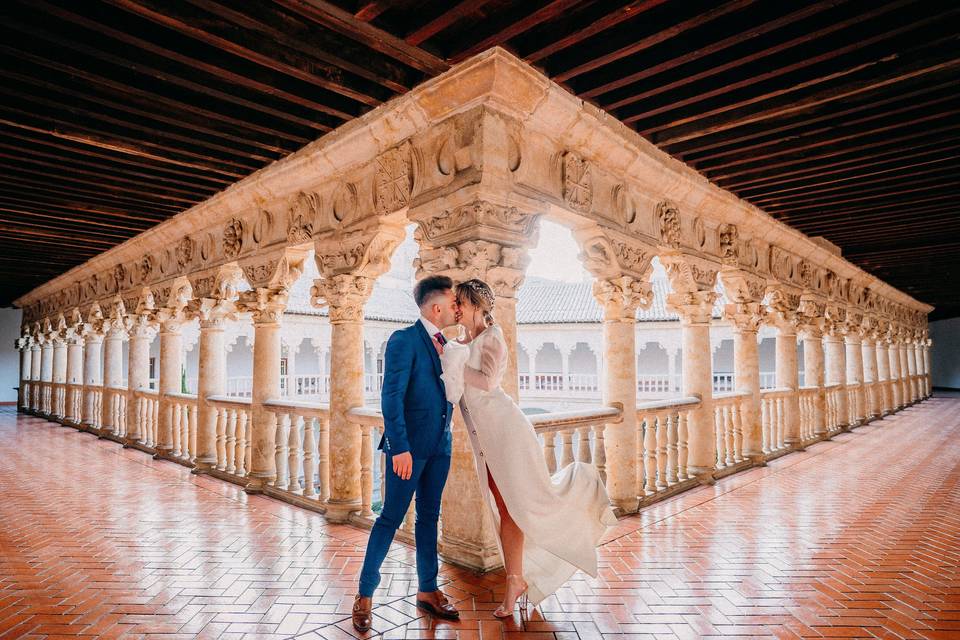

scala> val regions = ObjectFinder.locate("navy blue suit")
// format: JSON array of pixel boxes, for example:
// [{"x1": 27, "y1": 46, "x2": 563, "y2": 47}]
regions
[{"x1": 359, "y1": 320, "x2": 453, "y2": 597}]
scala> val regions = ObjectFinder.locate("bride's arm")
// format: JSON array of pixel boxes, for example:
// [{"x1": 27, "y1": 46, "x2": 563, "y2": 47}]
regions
[{"x1": 463, "y1": 333, "x2": 505, "y2": 392}]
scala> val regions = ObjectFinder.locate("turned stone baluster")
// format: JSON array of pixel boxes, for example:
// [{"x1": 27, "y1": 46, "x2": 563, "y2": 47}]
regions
[
  {"x1": 714, "y1": 406, "x2": 725, "y2": 468},
  {"x1": 576, "y1": 427, "x2": 593, "y2": 464},
  {"x1": 125, "y1": 308, "x2": 155, "y2": 445},
  {"x1": 274, "y1": 413, "x2": 289, "y2": 489},
  {"x1": 543, "y1": 432, "x2": 557, "y2": 474},
  {"x1": 234, "y1": 410, "x2": 247, "y2": 476},
  {"x1": 360, "y1": 423, "x2": 373, "y2": 516},
  {"x1": 643, "y1": 415, "x2": 657, "y2": 495},
  {"x1": 666, "y1": 412, "x2": 679, "y2": 484},
  {"x1": 288, "y1": 415, "x2": 303, "y2": 494},
  {"x1": 677, "y1": 411, "x2": 689, "y2": 480},
  {"x1": 559, "y1": 429, "x2": 575, "y2": 469},
  {"x1": 303, "y1": 417, "x2": 317, "y2": 498},
  {"x1": 226, "y1": 409, "x2": 238, "y2": 473},
  {"x1": 655, "y1": 415, "x2": 668, "y2": 490},
  {"x1": 317, "y1": 415, "x2": 330, "y2": 501}
]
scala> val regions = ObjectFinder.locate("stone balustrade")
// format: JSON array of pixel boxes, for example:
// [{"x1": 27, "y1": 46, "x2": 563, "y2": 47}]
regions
[{"x1": 13, "y1": 47, "x2": 935, "y2": 571}]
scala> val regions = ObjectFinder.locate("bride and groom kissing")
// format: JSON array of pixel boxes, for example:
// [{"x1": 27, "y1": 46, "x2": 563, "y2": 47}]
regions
[{"x1": 353, "y1": 275, "x2": 616, "y2": 632}]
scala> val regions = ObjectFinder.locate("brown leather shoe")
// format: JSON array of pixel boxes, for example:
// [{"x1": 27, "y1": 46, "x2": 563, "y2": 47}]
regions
[
  {"x1": 415, "y1": 590, "x2": 460, "y2": 620},
  {"x1": 352, "y1": 594, "x2": 372, "y2": 632}
]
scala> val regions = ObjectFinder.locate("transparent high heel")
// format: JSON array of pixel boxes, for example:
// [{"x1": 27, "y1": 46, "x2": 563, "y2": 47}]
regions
[{"x1": 493, "y1": 574, "x2": 528, "y2": 618}]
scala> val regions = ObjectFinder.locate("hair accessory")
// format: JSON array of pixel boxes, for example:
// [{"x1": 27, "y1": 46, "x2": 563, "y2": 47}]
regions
[{"x1": 466, "y1": 280, "x2": 496, "y2": 308}]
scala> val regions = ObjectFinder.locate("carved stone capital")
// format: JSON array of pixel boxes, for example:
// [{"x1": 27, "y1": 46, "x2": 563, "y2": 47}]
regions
[
  {"x1": 314, "y1": 218, "x2": 405, "y2": 280},
  {"x1": 80, "y1": 302, "x2": 106, "y2": 339},
  {"x1": 237, "y1": 287, "x2": 288, "y2": 325},
  {"x1": 797, "y1": 293, "x2": 827, "y2": 338},
  {"x1": 152, "y1": 276, "x2": 193, "y2": 331},
  {"x1": 661, "y1": 250, "x2": 719, "y2": 295},
  {"x1": 765, "y1": 284, "x2": 802, "y2": 332},
  {"x1": 574, "y1": 225, "x2": 654, "y2": 282},
  {"x1": 414, "y1": 237, "x2": 529, "y2": 299},
  {"x1": 593, "y1": 276, "x2": 653, "y2": 322},
  {"x1": 666, "y1": 290, "x2": 717, "y2": 324},
  {"x1": 724, "y1": 302, "x2": 764, "y2": 334},
  {"x1": 823, "y1": 304, "x2": 848, "y2": 338},
  {"x1": 186, "y1": 264, "x2": 244, "y2": 327},
  {"x1": 411, "y1": 198, "x2": 540, "y2": 248},
  {"x1": 104, "y1": 296, "x2": 128, "y2": 338},
  {"x1": 240, "y1": 247, "x2": 308, "y2": 291},
  {"x1": 311, "y1": 275, "x2": 374, "y2": 323}
]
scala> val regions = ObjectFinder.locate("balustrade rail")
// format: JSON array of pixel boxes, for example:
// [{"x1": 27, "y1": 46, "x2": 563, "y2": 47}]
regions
[
  {"x1": 825, "y1": 384, "x2": 844, "y2": 432},
  {"x1": 132, "y1": 389, "x2": 159, "y2": 449},
  {"x1": 713, "y1": 391, "x2": 750, "y2": 469},
  {"x1": 66, "y1": 383, "x2": 83, "y2": 423},
  {"x1": 760, "y1": 388, "x2": 791, "y2": 453},
  {"x1": 102, "y1": 386, "x2": 127, "y2": 437},
  {"x1": 798, "y1": 386, "x2": 819, "y2": 443},
  {"x1": 636, "y1": 397, "x2": 700, "y2": 497},
  {"x1": 263, "y1": 399, "x2": 331, "y2": 505},
  {"x1": 206, "y1": 395, "x2": 252, "y2": 479},
  {"x1": 166, "y1": 392, "x2": 198, "y2": 463},
  {"x1": 532, "y1": 406, "x2": 620, "y2": 480}
]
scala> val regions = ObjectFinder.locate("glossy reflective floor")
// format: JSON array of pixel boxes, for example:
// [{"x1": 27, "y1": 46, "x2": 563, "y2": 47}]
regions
[{"x1": 1, "y1": 398, "x2": 958, "y2": 640}]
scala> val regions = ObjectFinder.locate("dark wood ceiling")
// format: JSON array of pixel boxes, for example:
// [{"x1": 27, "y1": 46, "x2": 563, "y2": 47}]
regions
[{"x1": 3, "y1": 0, "x2": 958, "y2": 318}]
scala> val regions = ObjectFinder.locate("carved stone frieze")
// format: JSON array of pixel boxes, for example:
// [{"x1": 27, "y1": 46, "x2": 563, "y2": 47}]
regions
[
  {"x1": 314, "y1": 221, "x2": 403, "y2": 278},
  {"x1": 562, "y1": 151, "x2": 592, "y2": 212},
  {"x1": 223, "y1": 218, "x2": 244, "y2": 259},
  {"x1": 374, "y1": 144, "x2": 412, "y2": 214},
  {"x1": 768, "y1": 246, "x2": 795, "y2": 283},
  {"x1": 186, "y1": 264, "x2": 244, "y2": 326},
  {"x1": 413, "y1": 199, "x2": 540, "y2": 247},
  {"x1": 237, "y1": 287, "x2": 289, "y2": 325},
  {"x1": 175, "y1": 236, "x2": 195, "y2": 271},
  {"x1": 661, "y1": 251, "x2": 718, "y2": 296},
  {"x1": 240, "y1": 247, "x2": 307, "y2": 292},
  {"x1": 765, "y1": 285, "x2": 802, "y2": 331},
  {"x1": 287, "y1": 191, "x2": 319, "y2": 243},
  {"x1": 575, "y1": 226, "x2": 654, "y2": 282},
  {"x1": 311, "y1": 274, "x2": 374, "y2": 323},
  {"x1": 656, "y1": 200, "x2": 682, "y2": 249},
  {"x1": 718, "y1": 223, "x2": 739, "y2": 266}
]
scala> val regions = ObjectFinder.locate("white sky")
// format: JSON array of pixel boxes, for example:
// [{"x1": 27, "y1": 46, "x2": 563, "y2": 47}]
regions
[{"x1": 526, "y1": 220, "x2": 590, "y2": 282}]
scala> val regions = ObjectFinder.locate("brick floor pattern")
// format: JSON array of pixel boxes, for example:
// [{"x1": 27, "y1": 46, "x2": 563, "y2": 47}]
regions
[{"x1": 1, "y1": 397, "x2": 958, "y2": 640}]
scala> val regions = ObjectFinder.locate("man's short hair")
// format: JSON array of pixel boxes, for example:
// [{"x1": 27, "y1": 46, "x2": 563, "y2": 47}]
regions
[{"x1": 414, "y1": 275, "x2": 454, "y2": 308}]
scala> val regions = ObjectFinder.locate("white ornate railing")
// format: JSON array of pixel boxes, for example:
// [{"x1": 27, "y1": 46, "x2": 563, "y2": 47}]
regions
[
  {"x1": 760, "y1": 387, "x2": 791, "y2": 453},
  {"x1": 825, "y1": 384, "x2": 844, "y2": 432},
  {"x1": 533, "y1": 405, "x2": 620, "y2": 481},
  {"x1": 133, "y1": 389, "x2": 159, "y2": 449},
  {"x1": 66, "y1": 383, "x2": 83, "y2": 423},
  {"x1": 713, "y1": 391, "x2": 749, "y2": 468},
  {"x1": 798, "y1": 386, "x2": 819, "y2": 443},
  {"x1": 712, "y1": 373, "x2": 734, "y2": 393},
  {"x1": 263, "y1": 399, "x2": 331, "y2": 504},
  {"x1": 636, "y1": 396, "x2": 700, "y2": 496},
  {"x1": 52, "y1": 382, "x2": 66, "y2": 418},
  {"x1": 637, "y1": 374, "x2": 675, "y2": 395},
  {"x1": 206, "y1": 395, "x2": 252, "y2": 479},
  {"x1": 166, "y1": 392, "x2": 198, "y2": 462},
  {"x1": 102, "y1": 386, "x2": 127, "y2": 437}
]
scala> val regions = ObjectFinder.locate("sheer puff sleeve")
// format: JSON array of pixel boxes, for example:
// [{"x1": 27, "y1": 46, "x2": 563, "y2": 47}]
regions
[
  {"x1": 439, "y1": 340, "x2": 470, "y2": 404},
  {"x1": 463, "y1": 327, "x2": 506, "y2": 392}
]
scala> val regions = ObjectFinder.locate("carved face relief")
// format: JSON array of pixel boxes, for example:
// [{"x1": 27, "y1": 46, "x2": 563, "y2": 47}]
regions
[
  {"x1": 656, "y1": 200, "x2": 682, "y2": 248},
  {"x1": 113, "y1": 263, "x2": 127, "y2": 291},
  {"x1": 223, "y1": 218, "x2": 244, "y2": 259},
  {"x1": 718, "y1": 223, "x2": 739, "y2": 265},
  {"x1": 798, "y1": 260, "x2": 813, "y2": 288},
  {"x1": 374, "y1": 145, "x2": 411, "y2": 214},
  {"x1": 176, "y1": 236, "x2": 195, "y2": 271},
  {"x1": 562, "y1": 151, "x2": 592, "y2": 213}
]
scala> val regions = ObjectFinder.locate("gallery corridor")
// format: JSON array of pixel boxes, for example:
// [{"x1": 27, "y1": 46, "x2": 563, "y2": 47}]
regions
[{"x1": 1, "y1": 397, "x2": 958, "y2": 640}]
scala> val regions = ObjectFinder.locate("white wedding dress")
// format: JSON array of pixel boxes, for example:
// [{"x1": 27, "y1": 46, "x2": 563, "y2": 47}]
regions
[{"x1": 440, "y1": 325, "x2": 616, "y2": 606}]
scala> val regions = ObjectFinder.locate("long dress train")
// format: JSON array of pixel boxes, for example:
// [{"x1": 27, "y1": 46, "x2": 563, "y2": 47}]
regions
[{"x1": 440, "y1": 325, "x2": 616, "y2": 606}]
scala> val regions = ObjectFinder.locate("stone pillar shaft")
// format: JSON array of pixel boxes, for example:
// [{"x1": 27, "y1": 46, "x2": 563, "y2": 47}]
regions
[
  {"x1": 66, "y1": 339, "x2": 83, "y2": 421},
  {"x1": 40, "y1": 342, "x2": 53, "y2": 383},
  {"x1": 775, "y1": 329, "x2": 800, "y2": 445},
  {"x1": 824, "y1": 334, "x2": 847, "y2": 425},
  {"x1": 897, "y1": 342, "x2": 909, "y2": 405},
  {"x1": 861, "y1": 338, "x2": 879, "y2": 418},
  {"x1": 18, "y1": 344, "x2": 31, "y2": 409},
  {"x1": 733, "y1": 325, "x2": 761, "y2": 457},
  {"x1": 195, "y1": 321, "x2": 226, "y2": 469},
  {"x1": 126, "y1": 331, "x2": 152, "y2": 442},
  {"x1": 157, "y1": 326, "x2": 182, "y2": 453},
  {"x1": 845, "y1": 335, "x2": 864, "y2": 423},
  {"x1": 875, "y1": 341, "x2": 891, "y2": 414},
  {"x1": 325, "y1": 319, "x2": 364, "y2": 514},
  {"x1": 52, "y1": 341, "x2": 67, "y2": 417},
  {"x1": 802, "y1": 333, "x2": 826, "y2": 436},
  {"x1": 82, "y1": 336, "x2": 103, "y2": 425},
  {"x1": 601, "y1": 316, "x2": 638, "y2": 511},
  {"x1": 101, "y1": 331, "x2": 125, "y2": 434},
  {"x1": 680, "y1": 316, "x2": 714, "y2": 475}
]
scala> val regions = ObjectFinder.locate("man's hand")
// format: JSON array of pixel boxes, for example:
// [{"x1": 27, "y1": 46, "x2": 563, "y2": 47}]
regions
[{"x1": 392, "y1": 452, "x2": 413, "y2": 480}]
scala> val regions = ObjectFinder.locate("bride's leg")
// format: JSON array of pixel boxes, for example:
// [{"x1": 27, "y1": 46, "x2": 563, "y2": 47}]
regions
[
  {"x1": 487, "y1": 468, "x2": 527, "y2": 617},
  {"x1": 486, "y1": 467, "x2": 523, "y2": 575}
]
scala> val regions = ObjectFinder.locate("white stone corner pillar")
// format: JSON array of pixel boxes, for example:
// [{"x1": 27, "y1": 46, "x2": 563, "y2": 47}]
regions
[
  {"x1": 897, "y1": 336, "x2": 910, "y2": 406},
  {"x1": 923, "y1": 339, "x2": 932, "y2": 397},
  {"x1": 888, "y1": 337, "x2": 902, "y2": 409},
  {"x1": 861, "y1": 331, "x2": 879, "y2": 419},
  {"x1": 906, "y1": 338, "x2": 918, "y2": 402},
  {"x1": 100, "y1": 318, "x2": 127, "y2": 436},
  {"x1": 843, "y1": 318, "x2": 865, "y2": 425},
  {"x1": 156, "y1": 319, "x2": 183, "y2": 455},
  {"x1": 823, "y1": 311, "x2": 848, "y2": 427},
  {"x1": 875, "y1": 335, "x2": 891, "y2": 415},
  {"x1": 65, "y1": 329, "x2": 84, "y2": 422},
  {"x1": 17, "y1": 337, "x2": 31, "y2": 410},
  {"x1": 81, "y1": 332, "x2": 104, "y2": 428},
  {"x1": 767, "y1": 287, "x2": 802, "y2": 448}
]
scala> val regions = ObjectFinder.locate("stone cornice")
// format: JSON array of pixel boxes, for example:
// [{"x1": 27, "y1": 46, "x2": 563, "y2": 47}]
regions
[{"x1": 14, "y1": 47, "x2": 931, "y2": 323}]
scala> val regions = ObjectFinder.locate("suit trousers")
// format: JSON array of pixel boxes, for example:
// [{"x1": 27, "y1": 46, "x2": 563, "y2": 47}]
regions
[{"x1": 358, "y1": 451, "x2": 451, "y2": 597}]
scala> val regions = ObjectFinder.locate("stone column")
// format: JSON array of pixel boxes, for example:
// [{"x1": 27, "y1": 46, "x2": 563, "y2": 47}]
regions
[
  {"x1": 861, "y1": 333, "x2": 879, "y2": 419},
  {"x1": 593, "y1": 276, "x2": 651, "y2": 512},
  {"x1": 100, "y1": 322, "x2": 126, "y2": 435},
  {"x1": 888, "y1": 338, "x2": 902, "y2": 408},
  {"x1": 125, "y1": 317, "x2": 155, "y2": 444},
  {"x1": 52, "y1": 335, "x2": 67, "y2": 418},
  {"x1": 40, "y1": 337, "x2": 53, "y2": 414},
  {"x1": 906, "y1": 340, "x2": 918, "y2": 402},
  {"x1": 81, "y1": 324, "x2": 104, "y2": 427},
  {"x1": 66, "y1": 331, "x2": 83, "y2": 422},
  {"x1": 823, "y1": 315, "x2": 848, "y2": 427},
  {"x1": 844, "y1": 326, "x2": 865, "y2": 425},
  {"x1": 875, "y1": 335, "x2": 891, "y2": 414},
  {"x1": 29, "y1": 341, "x2": 41, "y2": 411},
  {"x1": 156, "y1": 319, "x2": 183, "y2": 455},
  {"x1": 923, "y1": 339, "x2": 932, "y2": 397},
  {"x1": 898, "y1": 339, "x2": 910, "y2": 405},
  {"x1": 798, "y1": 294, "x2": 827, "y2": 438},
  {"x1": 767, "y1": 287, "x2": 802, "y2": 448},
  {"x1": 187, "y1": 266, "x2": 241, "y2": 472},
  {"x1": 669, "y1": 292, "x2": 717, "y2": 475},
  {"x1": 17, "y1": 338, "x2": 31, "y2": 410}
]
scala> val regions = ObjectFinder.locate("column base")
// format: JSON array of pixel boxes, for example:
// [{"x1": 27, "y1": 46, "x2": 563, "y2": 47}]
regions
[
  {"x1": 323, "y1": 498, "x2": 361, "y2": 522},
  {"x1": 98, "y1": 429, "x2": 125, "y2": 444},
  {"x1": 123, "y1": 438, "x2": 156, "y2": 454},
  {"x1": 438, "y1": 535, "x2": 503, "y2": 573},
  {"x1": 610, "y1": 496, "x2": 640, "y2": 517},
  {"x1": 191, "y1": 457, "x2": 219, "y2": 474}
]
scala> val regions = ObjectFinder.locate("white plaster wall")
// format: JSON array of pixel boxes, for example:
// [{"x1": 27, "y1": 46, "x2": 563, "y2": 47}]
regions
[
  {"x1": 930, "y1": 317, "x2": 960, "y2": 389},
  {"x1": 0, "y1": 307, "x2": 23, "y2": 403}
]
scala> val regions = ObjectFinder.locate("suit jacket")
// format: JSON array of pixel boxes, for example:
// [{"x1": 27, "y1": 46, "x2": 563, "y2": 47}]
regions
[{"x1": 378, "y1": 320, "x2": 453, "y2": 458}]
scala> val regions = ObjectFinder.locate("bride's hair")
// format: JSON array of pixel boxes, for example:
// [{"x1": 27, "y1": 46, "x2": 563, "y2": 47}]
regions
[{"x1": 456, "y1": 279, "x2": 496, "y2": 327}]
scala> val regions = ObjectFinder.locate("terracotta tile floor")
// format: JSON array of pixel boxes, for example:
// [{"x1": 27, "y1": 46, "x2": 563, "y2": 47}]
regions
[{"x1": 2, "y1": 398, "x2": 959, "y2": 640}]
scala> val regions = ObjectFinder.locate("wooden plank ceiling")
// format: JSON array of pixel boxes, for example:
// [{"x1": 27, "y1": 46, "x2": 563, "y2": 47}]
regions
[{"x1": 3, "y1": 0, "x2": 958, "y2": 318}]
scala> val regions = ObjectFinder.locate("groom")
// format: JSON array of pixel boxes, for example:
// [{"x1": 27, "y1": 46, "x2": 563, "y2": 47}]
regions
[{"x1": 353, "y1": 275, "x2": 461, "y2": 632}]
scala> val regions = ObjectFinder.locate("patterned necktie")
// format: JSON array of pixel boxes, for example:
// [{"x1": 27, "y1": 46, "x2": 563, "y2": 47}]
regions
[{"x1": 433, "y1": 332, "x2": 447, "y2": 346}]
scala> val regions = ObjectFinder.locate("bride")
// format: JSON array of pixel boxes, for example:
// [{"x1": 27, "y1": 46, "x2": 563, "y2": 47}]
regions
[{"x1": 440, "y1": 278, "x2": 616, "y2": 618}]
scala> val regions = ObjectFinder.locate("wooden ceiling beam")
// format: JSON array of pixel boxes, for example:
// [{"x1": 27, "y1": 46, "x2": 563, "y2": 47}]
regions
[
  {"x1": 275, "y1": 0, "x2": 449, "y2": 74},
  {"x1": 552, "y1": 0, "x2": 755, "y2": 82},
  {"x1": 0, "y1": 196, "x2": 173, "y2": 226},
  {"x1": 104, "y1": 0, "x2": 389, "y2": 106},
  {"x1": 0, "y1": 174, "x2": 183, "y2": 217},
  {"x1": 405, "y1": 0, "x2": 492, "y2": 46},
  {"x1": 581, "y1": 0, "x2": 845, "y2": 100},
  {"x1": 450, "y1": 0, "x2": 585, "y2": 63}
]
